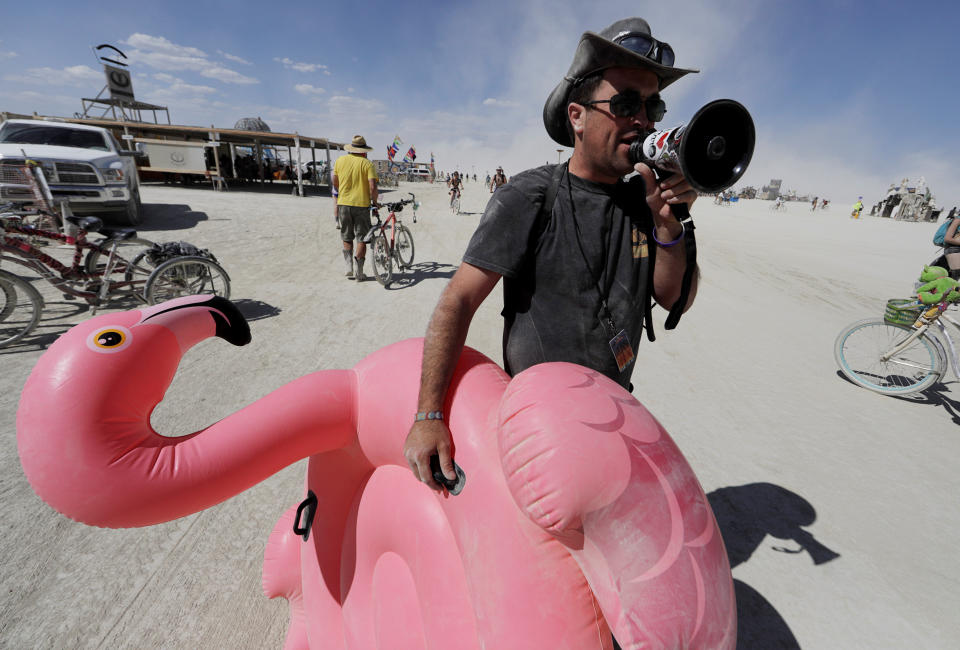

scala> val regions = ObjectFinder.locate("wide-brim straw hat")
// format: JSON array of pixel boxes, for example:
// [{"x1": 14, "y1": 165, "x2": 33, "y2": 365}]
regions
[
  {"x1": 543, "y1": 17, "x2": 699, "y2": 147},
  {"x1": 344, "y1": 134, "x2": 374, "y2": 153}
]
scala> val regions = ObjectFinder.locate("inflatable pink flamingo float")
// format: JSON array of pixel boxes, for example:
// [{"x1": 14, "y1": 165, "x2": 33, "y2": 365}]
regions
[{"x1": 17, "y1": 295, "x2": 736, "y2": 649}]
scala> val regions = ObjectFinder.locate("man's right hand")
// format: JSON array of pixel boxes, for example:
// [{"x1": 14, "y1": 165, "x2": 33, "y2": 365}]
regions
[{"x1": 404, "y1": 420, "x2": 457, "y2": 491}]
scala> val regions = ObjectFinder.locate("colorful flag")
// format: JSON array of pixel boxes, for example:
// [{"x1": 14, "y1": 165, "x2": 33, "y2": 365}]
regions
[
  {"x1": 430, "y1": 152, "x2": 435, "y2": 170},
  {"x1": 387, "y1": 135, "x2": 403, "y2": 161},
  {"x1": 403, "y1": 146, "x2": 417, "y2": 163}
]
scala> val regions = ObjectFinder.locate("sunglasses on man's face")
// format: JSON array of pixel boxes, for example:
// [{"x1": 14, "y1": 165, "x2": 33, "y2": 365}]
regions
[{"x1": 582, "y1": 90, "x2": 667, "y2": 122}]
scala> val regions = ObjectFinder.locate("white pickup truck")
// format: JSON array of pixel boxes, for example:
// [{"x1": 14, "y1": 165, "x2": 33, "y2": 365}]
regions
[{"x1": 0, "y1": 118, "x2": 142, "y2": 225}]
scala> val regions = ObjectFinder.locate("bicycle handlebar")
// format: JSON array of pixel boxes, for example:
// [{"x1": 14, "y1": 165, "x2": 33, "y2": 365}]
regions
[{"x1": 378, "y1": 192, "x2": 416, "y2": 213}]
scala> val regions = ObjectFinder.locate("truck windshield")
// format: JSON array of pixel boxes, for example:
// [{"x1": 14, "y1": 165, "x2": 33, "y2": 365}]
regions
[{"x1": 0, "y1": 124, "x2": 109, "y2": 151}]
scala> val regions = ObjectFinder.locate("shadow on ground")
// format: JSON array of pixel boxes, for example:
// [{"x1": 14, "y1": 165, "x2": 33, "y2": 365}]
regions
[
  {"x1": 138, "y1": 203, "x2": 210, "y2": 231},
  {"x1": 234, "y1": 298, "x2": 282, "y2": 322},
  {"x1": 379, "y1": 261, "x2": 458, "y2": 290},
  {"x1": 0, "y1": 298, "x2": 92, "y2": 354},
  {"x1": 834, "y1": 370, "x2": 960, "y2": 425},
  {"x1": 708, "y1": 483, "x2": 841, "y2": 649}
]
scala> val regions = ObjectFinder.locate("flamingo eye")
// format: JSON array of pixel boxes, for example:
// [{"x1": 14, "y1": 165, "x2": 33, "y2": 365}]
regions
[{"x1": 87, "y1": 326, "x2": 132, "y2": 353}]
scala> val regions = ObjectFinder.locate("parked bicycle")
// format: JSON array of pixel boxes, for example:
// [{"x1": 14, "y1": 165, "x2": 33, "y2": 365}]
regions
[
  {"x1": 1, "y1": 205, "x2": 230, "y2": 346},
  {"x1": 834, "y1": 273, "x2": 960, "y2": 395},
  {"x1": 0, "y1": 267, "x2": 43, "y2": 347},
  {"x1": 365, "y1": 193, "x2": 416, "y2": 287}
]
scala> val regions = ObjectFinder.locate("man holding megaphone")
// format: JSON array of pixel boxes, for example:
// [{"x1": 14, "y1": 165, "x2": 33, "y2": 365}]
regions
[{"x1": 405, "y1": 18, "x2": 752, "y2": 495}]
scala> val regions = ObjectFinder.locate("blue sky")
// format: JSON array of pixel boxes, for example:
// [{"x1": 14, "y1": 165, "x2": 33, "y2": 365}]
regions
[{"x1": 1, "y1": 0, "x2": 958, "y2": 209}]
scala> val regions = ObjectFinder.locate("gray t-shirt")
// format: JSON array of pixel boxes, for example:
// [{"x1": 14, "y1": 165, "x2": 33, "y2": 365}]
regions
[{"x1": 463, "y1": 164, "x2": 654, "y2": 387}]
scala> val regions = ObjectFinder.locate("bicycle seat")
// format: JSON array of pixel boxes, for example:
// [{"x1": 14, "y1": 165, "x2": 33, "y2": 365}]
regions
[
  {"x1": 65, "y1": 215, "x2": 103, "y2": 232},
  {"x1": 98, "y1": 228, "x2": 138, "y2": 241}
]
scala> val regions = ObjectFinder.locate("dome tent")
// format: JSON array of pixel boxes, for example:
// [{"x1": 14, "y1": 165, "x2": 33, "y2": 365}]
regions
[{"x1": 234, "y1": 117, "x2": 271, "y2": 132}]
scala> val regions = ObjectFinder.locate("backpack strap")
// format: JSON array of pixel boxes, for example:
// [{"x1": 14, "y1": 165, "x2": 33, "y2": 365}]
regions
[{"x1": 533, "y1": 162, "x2": 568, "y2": 249}]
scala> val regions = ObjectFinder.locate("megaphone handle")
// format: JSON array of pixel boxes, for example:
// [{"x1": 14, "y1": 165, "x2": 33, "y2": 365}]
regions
[
  {"x1": 651, "y1": 167, "x2": 691, "y2": 222},
  {"x1": 670, "y1": 201, "x2": 691, "y2": 221}
]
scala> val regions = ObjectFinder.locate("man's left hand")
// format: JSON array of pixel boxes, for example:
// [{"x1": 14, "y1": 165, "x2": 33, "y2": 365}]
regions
[{"x1": 634, "y1": 163, "x2": 697, "y2": 222}]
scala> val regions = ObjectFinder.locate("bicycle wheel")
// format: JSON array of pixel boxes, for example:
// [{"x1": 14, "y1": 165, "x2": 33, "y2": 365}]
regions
[
  {"x1": 834, "y1": 319, "x2": 945, "y2": 394},
  {"x1": 454, "y1": 197, "x2": 461, "y2": 214},
  {"x1": 144, "y1": 256, "x2": 231, "y2": 305},
  {"x1": 395, "y1": 225, "x2": 415, "y2": 268},
  {"x1": 83, "y1": 237, "x2": 155, "y2": 274},
  {"x1": 84, "y1": 240, "x2": 156, "y2": 299},
  {"x1": 0, "y1": 269, "x2": 44, "y2": 347},
  {"x1": 370, "y1": 234, "x2": 393, "y2": 286}
]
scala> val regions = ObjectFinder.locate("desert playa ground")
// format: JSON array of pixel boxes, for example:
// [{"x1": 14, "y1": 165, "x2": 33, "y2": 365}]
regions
[{"x1": 1, "y1": 179, "x2": 957, "y2": 648}]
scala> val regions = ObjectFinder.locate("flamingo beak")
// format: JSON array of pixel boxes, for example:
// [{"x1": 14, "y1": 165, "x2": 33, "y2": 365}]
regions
[{"x1": 138, "y1": 295, "x2": 251, "y2": 352}]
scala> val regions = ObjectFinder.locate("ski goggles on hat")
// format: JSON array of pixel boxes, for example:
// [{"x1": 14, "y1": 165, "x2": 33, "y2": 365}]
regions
[
  {"x1": 583, "y1": 90, "x2": 667, "y2": 122},
  {"x1": 614, "y1": 31, "x2": 676, "y2": 67}
]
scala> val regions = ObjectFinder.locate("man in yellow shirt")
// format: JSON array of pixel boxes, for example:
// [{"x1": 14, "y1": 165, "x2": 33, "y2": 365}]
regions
[{"x1": 333, "y1": 135, "x2": 379, "y2": 280}]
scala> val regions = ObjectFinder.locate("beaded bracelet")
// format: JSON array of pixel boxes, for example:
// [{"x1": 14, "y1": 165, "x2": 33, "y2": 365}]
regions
[
  {"x1": 415, "y1": 411, "x2": 444, "y2": 421},
  {"x1": 651, "y1": 220, "x2": 686, "y2": 247}
]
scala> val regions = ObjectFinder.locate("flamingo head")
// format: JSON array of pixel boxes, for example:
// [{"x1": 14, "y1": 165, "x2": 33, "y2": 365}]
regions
[{"x1": 20, "y1": 294, "x2": 251, "y2": 424}]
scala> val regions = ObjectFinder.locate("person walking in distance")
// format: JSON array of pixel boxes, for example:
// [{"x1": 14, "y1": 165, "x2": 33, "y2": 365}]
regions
[
  {"x1": 851, "y1": 196, "x2": 864, "y2": 219},
  {"x1": 333, "y1": 135, "x2": 379, "y2": 280},
  {"x1": 490, "y1": 166, "x2": 507, "y2": 193}
]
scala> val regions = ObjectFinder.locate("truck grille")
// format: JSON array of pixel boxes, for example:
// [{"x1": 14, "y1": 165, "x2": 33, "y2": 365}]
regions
[
  {"x1": 0, "y1": 163, "x2": 32, "y2": 185},
  {"x1": 54, "y1": 162, "x2": 100, "y2": 185},
  {"x1": 0, "y1": 159, "x2": 101, "y2": 185}
]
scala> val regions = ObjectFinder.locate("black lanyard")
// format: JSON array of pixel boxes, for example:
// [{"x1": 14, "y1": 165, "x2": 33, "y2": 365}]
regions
[{"x1": 565, "y1": 165, "x2": 620, "y2": 334}]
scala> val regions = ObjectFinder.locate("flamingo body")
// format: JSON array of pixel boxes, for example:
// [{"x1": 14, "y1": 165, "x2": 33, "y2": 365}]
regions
[{"x1": 17, "y1": 296, "x2": 735, "y2": 649}]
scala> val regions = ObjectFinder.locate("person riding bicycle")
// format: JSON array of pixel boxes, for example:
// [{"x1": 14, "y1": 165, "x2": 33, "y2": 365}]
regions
[
  {"x1": 449, "y1": 171, "x2": 463, "y2": 208},
  {"x1": 939, "y1": 214, "x2": 960, "y2": 280}
]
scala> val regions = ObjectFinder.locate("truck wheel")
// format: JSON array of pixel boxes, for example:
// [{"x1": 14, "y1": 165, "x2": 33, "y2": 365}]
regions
[{"x1": 122, "y1": 188, "x2": 142, "y2": 226}]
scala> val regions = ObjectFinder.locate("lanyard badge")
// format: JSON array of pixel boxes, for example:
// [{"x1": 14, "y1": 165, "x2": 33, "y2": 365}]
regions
[
  {"x1": 609, "y1": 330, "x2": 635, "y2": 372},
  {"x1": 600, "y1": 303, "x2": 635, "y2": 372}
]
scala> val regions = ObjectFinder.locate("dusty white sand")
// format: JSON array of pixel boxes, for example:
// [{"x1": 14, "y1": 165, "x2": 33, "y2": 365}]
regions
[{"x1": 1, "y1": 179, "x2": 957, "y2": 648}]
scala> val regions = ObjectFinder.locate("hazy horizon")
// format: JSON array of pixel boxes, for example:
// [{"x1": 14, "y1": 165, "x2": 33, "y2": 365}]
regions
[{"x1": 2, "y1": 0, "x2": 957, "y2": 211}]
